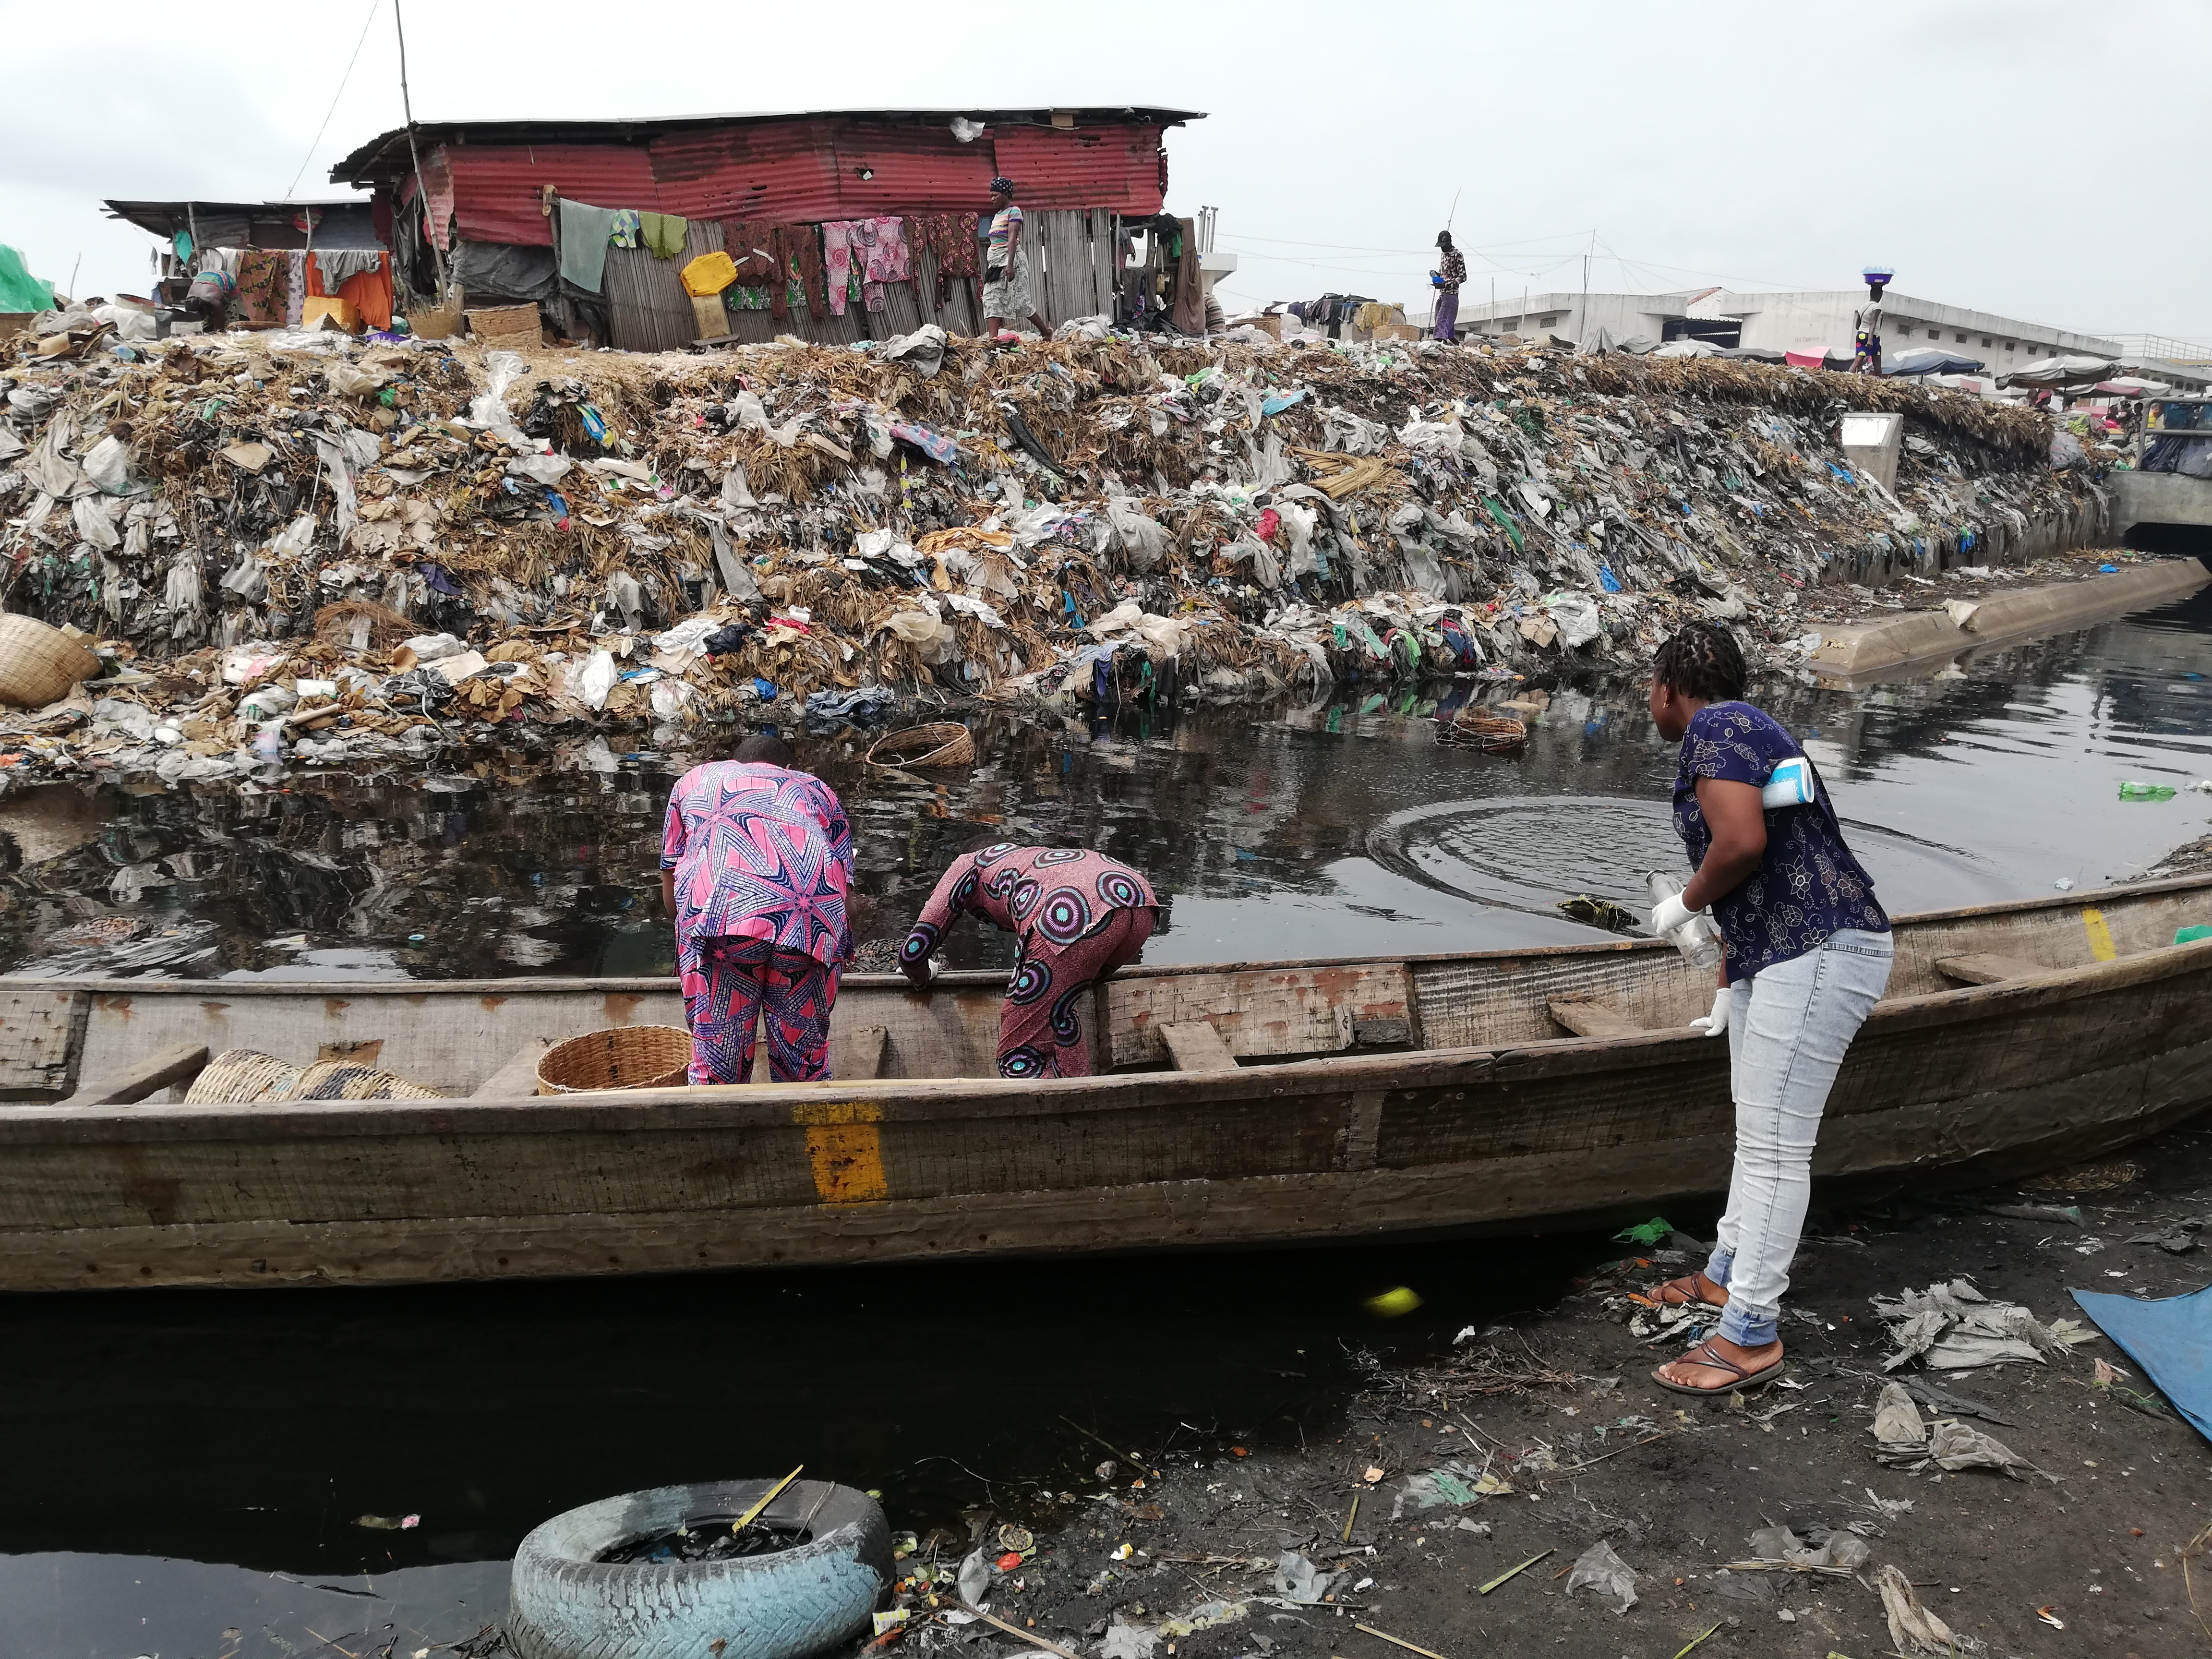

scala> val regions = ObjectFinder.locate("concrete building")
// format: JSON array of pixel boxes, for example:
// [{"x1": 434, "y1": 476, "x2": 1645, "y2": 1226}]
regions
[{"x1": 1438, "y1": 286, "x2": 2158, "y2": 379}]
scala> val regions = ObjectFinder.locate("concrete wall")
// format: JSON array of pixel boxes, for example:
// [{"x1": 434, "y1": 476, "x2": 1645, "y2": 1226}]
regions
[
  {"x1": 1697, "y1": 290, "x2": 2120, "y2": 372},
  {"x1": 1443, "y1": 289, "x2": 1691, "y2": 343}
]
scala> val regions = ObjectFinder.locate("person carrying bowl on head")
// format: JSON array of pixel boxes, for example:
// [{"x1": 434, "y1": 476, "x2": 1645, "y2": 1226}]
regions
[
  {"x1": 1643, "y1": 622, "x2": 1893, "y2": 1396},
  {"x1": 900, "y1": 841, "x2": 1158, "y2": 1079},
  {"x1": 661, "y1": 733, "x2": 853, "y2": 1085}
]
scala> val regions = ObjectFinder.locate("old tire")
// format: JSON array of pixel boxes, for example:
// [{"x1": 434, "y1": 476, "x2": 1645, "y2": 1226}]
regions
[{"x1": 506, "y1": 1478, "x2": 891, "y2": 1659}]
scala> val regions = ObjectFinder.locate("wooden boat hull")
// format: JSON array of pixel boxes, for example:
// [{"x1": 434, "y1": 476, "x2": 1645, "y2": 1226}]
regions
[{"x1": 0, "y1": 876, "x2": 2206, "y2": 1292}]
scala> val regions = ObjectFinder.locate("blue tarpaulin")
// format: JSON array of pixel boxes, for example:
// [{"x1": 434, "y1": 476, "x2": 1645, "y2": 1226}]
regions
[{"x1": 2072, "y1": 1284, "x2": 2212, "y2": 1442}]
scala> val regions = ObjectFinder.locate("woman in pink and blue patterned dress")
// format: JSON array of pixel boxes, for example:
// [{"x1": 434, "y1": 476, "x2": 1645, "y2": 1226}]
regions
[
  {"x1": 660, "y1": 734, "x2": 853, "y2": 1084},
  {"x1": 899, "y1": 842, "x2": 1158, "y2": 1079}
]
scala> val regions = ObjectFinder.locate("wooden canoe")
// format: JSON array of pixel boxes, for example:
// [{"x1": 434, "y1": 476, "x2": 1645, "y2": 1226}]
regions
[{"x1": 0, "y1": 874, "x2": 2206, "y2": 1293}]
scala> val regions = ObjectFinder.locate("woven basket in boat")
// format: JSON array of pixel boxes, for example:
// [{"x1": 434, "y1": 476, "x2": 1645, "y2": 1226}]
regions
[
  {"x1": 0, "y1": 615, "x2": 100, "y2": 708},
  {"x1": 287, "y1": 1059, "x2": 448, "y2": 1100},
  {"x1": 865, "y1": 722, "x2": 974, "y2": 770},
  {"x1": 537, "y1": 1025, "x2": 694, "y2": 1094},
  {"x1": 1437, "y1": 709, "x2": 1528, "y2": 754},
  {"x1": 183, "y1": 1049, "x2": 303, "y2": 1104}
]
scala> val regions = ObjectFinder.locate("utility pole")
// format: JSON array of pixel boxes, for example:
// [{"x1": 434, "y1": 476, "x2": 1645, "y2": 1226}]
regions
[
  {"x1": 395, "y1": 0, "x2": 447, "y2": 298},
  {"x1": 1580, "y1": 228, "x2": 1593, "y2": 341}
]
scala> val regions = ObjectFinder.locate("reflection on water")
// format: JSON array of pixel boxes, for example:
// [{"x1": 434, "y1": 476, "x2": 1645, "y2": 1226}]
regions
[{"x1": 0, "y1": 586, "x2": 2203, "y2": 980}]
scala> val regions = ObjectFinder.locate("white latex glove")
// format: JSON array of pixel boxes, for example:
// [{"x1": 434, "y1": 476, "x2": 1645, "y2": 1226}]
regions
[
  {"x1": 1650, "y1": 892, "x2": 1696, "y2": 938},
  {"x1": 925, "y1": 956, "x2": 946, "y2": 984},
  {"x1": 1689, "y1": 987, "x2": 1731, "y2": 1037}
]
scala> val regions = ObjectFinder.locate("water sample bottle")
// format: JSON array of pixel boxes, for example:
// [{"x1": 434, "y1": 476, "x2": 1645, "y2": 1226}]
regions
[
  {"x1": 1762, "y1": 755, "x2": 1816, "y2": 810},
  {"x1": 1646, "y1": 871, "x2": 1724, "y2": 970}
]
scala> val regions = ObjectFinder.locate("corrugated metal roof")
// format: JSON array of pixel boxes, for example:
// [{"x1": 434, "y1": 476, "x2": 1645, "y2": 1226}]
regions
[
  {"x1": 649, "y1": 121, "x2": 844, "y2": 223},
  {"x1": 992, "y1": 126, "x2": 1163, "y2": 214},
  {"x1": 101, "y1": 200, "x2": 384, "y2": 251},
  {"x1": 331, "y1": 107, "x2": 1203, "y2": 185},
  {"x1": 444, "y1": 145, "x2": 658, "y2": 247}
]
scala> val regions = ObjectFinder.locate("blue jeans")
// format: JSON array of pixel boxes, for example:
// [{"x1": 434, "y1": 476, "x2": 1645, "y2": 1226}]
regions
[{"x1": 1705, "y1": 929, "x2": 1894, "y2": 1346}]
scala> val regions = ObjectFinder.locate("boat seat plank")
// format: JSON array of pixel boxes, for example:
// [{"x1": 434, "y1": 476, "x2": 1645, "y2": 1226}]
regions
[
  {"x1": 474, "y1": 1040, "x2": 553, "y2": 1099},
  {"x1": 1936, "y1": 953, "x2": 2062, "y2": 986},
  {"x1": 1105, "y1": 963, "x2": 1413, "y2": 1068},
  {"x1": 1159, "y1": 1021, "x2": 1239, "y2": 1072},
  {"x1": 1546, "y1": 996, "x2": 1647, "y2": 1039},
  {"x1": 58, "y1": 1042, "x2": 209, "y2": 1107}
]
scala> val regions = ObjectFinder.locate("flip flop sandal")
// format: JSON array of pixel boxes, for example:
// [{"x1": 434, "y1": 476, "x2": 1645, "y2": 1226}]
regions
[
  {"x1": 1650, "y1": 1338, "x2": 1783, "y2": 1397},
  {"x1": 1654, "y1": 1272, "x2": 1728, "y2": 1310}
]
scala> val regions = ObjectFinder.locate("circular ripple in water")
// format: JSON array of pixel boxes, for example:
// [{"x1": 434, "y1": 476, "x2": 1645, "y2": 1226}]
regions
[{"x1": 1367, "y1": 794, "x2": 2006, "y2": 924}]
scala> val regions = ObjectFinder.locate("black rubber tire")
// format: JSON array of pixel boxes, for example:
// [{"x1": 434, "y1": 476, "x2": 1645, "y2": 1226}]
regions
[{"x1": 506, "y1": 1478, "x2": 891, "y2": 1659}]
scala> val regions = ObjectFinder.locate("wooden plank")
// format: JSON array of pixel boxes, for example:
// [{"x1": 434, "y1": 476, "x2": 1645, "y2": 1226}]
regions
[
  {"x1": 0, "y1": 988, "x2": 87, "y2": 1098},
  {"x1": 1159, "y1": 1021, "x2": 1238, "y2": 1071},
  {"x1": 1935, "y1": 953, "x2": 2060, "y2": 986},
  {"x1": 473, "y1": 1039, "x2": 553, "y2": 1100},
  {"x1": 1106, "y1": 962, "x2": 1411, "y2": 1068},
  {"x1": 57, "y1": 1043, "x2": 209, "y2": 1107},
  {"x1": 850, "y1": 1024, "x2": 890, "y2": 1080},
  {"x1": 1547, "y1": 996, "x2": 1647, "y2": 1038}
]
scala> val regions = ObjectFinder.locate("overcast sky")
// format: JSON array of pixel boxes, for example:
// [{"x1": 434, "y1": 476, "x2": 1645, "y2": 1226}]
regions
[{"x1": 3, "y1": 0, "x2": 2204, "y2": 346}]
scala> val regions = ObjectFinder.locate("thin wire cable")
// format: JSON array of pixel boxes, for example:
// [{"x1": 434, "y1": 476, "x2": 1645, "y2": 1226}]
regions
[
  {"x1": 1222, "y1": 227, "x2": 1598, "y2": 257},
  {"x1": 284, "y1": 0, "x2": 382, "y2": 200}
]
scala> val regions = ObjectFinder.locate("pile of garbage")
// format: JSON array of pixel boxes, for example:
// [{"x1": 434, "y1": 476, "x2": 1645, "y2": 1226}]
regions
[{"x1": 0, "y1": 310, "x2": 2107, "y2": 781}]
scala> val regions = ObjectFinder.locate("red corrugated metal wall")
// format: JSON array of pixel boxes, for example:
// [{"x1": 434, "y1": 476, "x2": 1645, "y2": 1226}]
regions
[
  {"x1": 991, "y1": 126, "x2": 1164, "y2": 214},
  {"x1": 648, "y1": 121, "x2": 845, "y2": 222},
  {"x1": 436, "y1": 119, "x2": 1168, "y2": 247},
  {"x1": 445, "y1": 145, "x2": 657, "y2": 246}
]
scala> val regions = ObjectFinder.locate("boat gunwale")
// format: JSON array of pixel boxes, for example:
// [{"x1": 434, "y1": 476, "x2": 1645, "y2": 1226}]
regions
[
  {"x1": 9, "y1": 872, "x2": 2209, "y2": 1002},
  {"x1": 2, "y1": 933, "x2": 2206, "y2": 1147}
]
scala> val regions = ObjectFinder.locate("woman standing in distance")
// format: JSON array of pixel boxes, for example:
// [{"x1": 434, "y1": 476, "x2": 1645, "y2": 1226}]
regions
[{"x1": 1645, "y1": 622, "x2": 1894, "y2": 1395}]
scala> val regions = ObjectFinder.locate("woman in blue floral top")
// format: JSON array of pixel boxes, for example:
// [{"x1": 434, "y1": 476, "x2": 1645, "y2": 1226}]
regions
[{"x1": 1644, "y1": 622, "x2": 1894, "y2": 1395}]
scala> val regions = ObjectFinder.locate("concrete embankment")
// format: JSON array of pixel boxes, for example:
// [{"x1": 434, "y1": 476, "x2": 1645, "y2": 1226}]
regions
[{"x1": 1807, "y1": 555, "x2": 2210, "y2": 682}]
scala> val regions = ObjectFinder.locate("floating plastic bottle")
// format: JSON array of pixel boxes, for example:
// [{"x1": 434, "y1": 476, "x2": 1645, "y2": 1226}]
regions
[
  {"x1": 2119, "y1": 781, "x2": 2176, "y2": 801},
  {"x1": 1646, "y1": 871, "x2": 1724, "y2": 970}
]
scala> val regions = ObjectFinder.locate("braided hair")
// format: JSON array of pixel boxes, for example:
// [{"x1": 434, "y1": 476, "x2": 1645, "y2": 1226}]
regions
[{"x1": 1651, "y1": 622, "x2": 1746, "y2": 703}]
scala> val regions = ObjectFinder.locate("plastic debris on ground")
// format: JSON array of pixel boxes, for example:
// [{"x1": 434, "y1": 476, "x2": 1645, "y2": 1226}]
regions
[
  {"x1": 0, "y1": 317, "x2": 2116, "y2": 788},
  {"x1": 1870, "y1": 1276, "x2": 2098, "y2": 1370}
]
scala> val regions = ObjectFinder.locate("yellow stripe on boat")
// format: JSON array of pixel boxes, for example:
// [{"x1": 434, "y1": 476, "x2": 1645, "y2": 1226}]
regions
[
  {"x1": 2082, "y1": 907, "x2": 2117, "y2": 962},
  {"x1": 793, "y1": 1099, "x2": 889, "y2": 1202}
]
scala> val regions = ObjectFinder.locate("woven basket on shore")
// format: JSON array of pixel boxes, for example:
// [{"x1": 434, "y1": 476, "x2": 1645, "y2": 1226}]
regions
[
  {"x1": 866, "y1": 722, "x2": 974, "y2": 770},
  {"x1": 0, "y1": 615, "x2": 100, "y2": 708},
  {"x1": 537, "y1": 1025, "x2": 694, "y2": 1094},
  {"x1": 1437, "y1": 709, "x2": 1528, "y2": 754},
  {"x1": 183, "y1": 1050, "x2": 304, "y2": 1104}
]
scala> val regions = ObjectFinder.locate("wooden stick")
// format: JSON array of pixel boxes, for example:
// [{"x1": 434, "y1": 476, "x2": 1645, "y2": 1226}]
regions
[
  {"x1": 1670, "y1": 1622, "x2": 1724, "y2": 1659},
  {"x1": 1342, "y1": 1491, "x2": 1361, "y2": 1543},
  {"x1": 1536, "y1": 1431, "x2": 1673, "y2": 1484},
  {"x1": 731, "y1": 1464, "x2": 803, "y2": 1533},
  {"x1": 1059, "y1": 1415, "x2": 1151, "y2": 1473},
  {"x1": 1353, "y1": 1625, "x2": 1451, "y2": 1659},
  {"x1": 1476, "y1": 1549, "x2": 1553, "y2": 1595},
  {"x1": 948, "y1": 1600, "x2": 1083, "y2": 1659}
]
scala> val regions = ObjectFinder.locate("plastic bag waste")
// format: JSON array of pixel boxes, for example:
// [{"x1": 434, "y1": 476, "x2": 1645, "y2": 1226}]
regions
[
  {"x1": 881, "y1": 606, "x2": 957, "y2": 665},
  {"x1": 1872, "y1": 1381, "x2": 1927, "y2": 1453},
  {"x1": 1099, "y1": 1622, "x2": 1158, "y2": 1659},
  {"x1": 1564, "y1": 1539, "x2": 1638, "y2": 1614},
  {"x1": 1926, "y1": 1420, "x2": 2045, "y2": 1479},
  {"x1": 573, "y1": 650, "x2": 619, "y2": 712},
  {"x1": 81, "y1": 434, "x2": 141, "y2": 496},
  {"x1": 506, "y1": 451, "x2": 573, "y2": 484},
  {"x1": 465, "y1": 350, "x2": 530, "y2": 434},
  {"x1": 876, "y1": 324, "x2": 948, "y2": 378},
  {"x1": 1270, "y1": 1550, "x2": 1341, "y2": 1605},
  {"x1": 1877, "y1": 1563, "x2": 1984, "y2": 1656},
  {"x1": 402, "y1": 633, "x2": 467, "y2": 663},
  {"x1": 1744, "y1": 1525, "x2": 1872, "y2": 1571}
]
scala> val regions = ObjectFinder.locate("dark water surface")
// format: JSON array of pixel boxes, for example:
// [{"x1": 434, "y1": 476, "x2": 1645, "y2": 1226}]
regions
[
  {"x1": 1, "y1": 586, "x2": 2207, "y2": 982},
  {"x1": 1, "y1": 588, "x2": 2208, "y2": 1654}
]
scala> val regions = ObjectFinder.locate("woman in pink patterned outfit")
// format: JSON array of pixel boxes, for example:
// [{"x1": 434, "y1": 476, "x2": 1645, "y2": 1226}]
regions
[
  {"x1": 660, "y1": 734, "x2": 853, "y2": 1084},
  {"x1": 900, "y1": 842, "x2": 1158, "y2": 1079}
]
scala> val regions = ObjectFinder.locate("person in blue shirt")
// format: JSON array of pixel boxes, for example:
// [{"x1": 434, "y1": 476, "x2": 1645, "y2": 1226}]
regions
[{"x1": 1643, "y1": 622, "x2": 1894, "y2": 1396}]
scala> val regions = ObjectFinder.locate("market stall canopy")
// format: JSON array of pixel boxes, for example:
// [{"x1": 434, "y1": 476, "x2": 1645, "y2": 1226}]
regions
[
  {"x1": 1886, "y1": 348, "x2": 1985, "y2": 377},
  {"x1": 103, "y1": 200, "x2": 383, "y2": 252},
  {"x1": 2003, "y1": 354, "x2": 2117, "y2": 388},
  {"x1": 2095, "y1": 377, "x2": 2171, "y2": 396}
]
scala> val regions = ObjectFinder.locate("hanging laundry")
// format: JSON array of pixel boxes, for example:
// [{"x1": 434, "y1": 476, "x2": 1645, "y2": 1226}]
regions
[
  {"x1": 821, "y1": 221, "x2": 864, "y2": 317},
  {"x1": 718, "y1": 218, "x2": 779, "y2": 312},
  {"x1": 608, "y1": 210, "x2": 641, "y2": 249},
  {"x1": 284, "y1": 250, "x2": 305, "y2": 326},
  {"x1": 639, "y1": 212, "x2": 688, "y2": 259},
  {"x1": 556, "y1": 199, "x2": 619, "y2": 292},
  {"x1": 863, "y1": 217, "x2": 912, "y2": 285},
  {"x1": 232, "y1": 251, "x2": 289, "y2": 324},
  {"x1": 681, "y1": 252, "x2": 737, "y2": 297},
  {"x1": 768, "y1": 224, "x2": 827, "y2": 321},
  {"x1": 314, "y1": 249, "x2": 383, "y2": 285},
  {"x1": 908, "y1": 212, "x2": 978, "y2": 302}
]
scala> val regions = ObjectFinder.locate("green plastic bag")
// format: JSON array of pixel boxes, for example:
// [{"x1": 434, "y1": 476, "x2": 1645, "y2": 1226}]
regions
[{"x1": 0, "y1": 242, "x2": 55, "y2": 313}]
